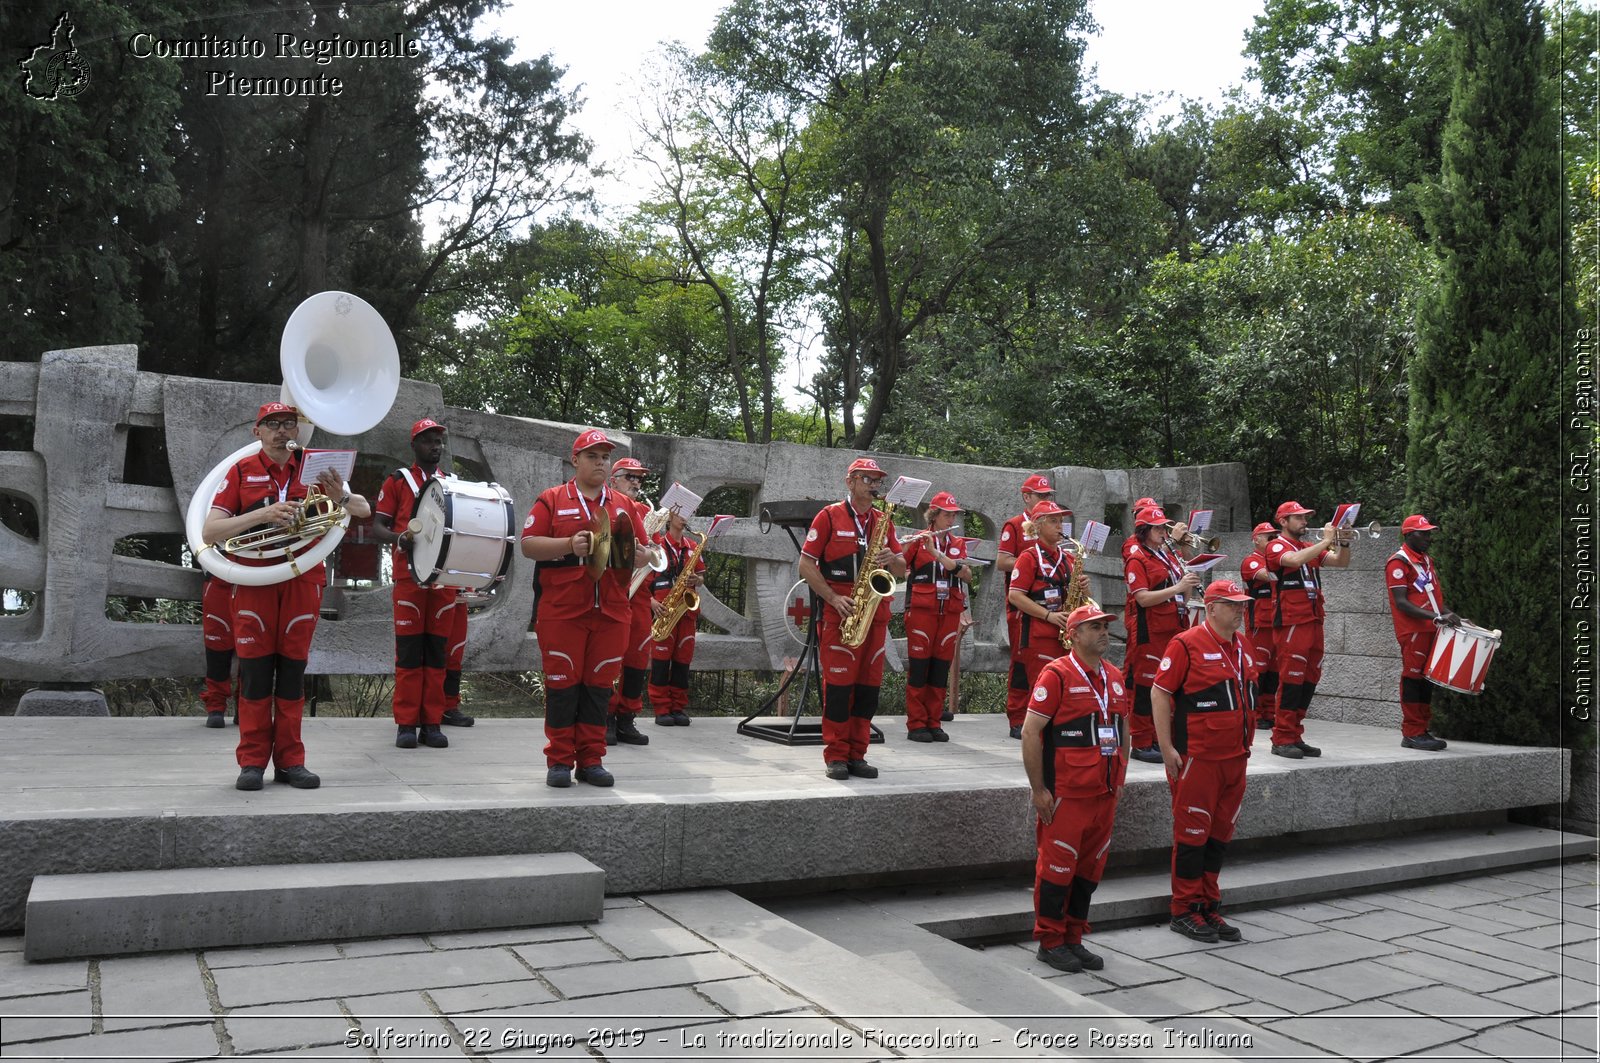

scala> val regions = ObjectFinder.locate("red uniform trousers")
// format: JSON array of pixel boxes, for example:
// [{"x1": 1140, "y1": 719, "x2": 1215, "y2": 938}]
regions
[
  {"x1": 648, "y1": 611, "x2": 697, "y2": 716},
  {"x1": 444, "y1": 595, "x2": 469, "y2": 712},
  {"x1": 1166, "y1": 754, "x2": 1248, "y2": 917},
  {"x1": 232, "y1": 576, "x2": 323, "y2": 769},
  {"x1": 1272, "y1": 620, "x2": 1325, "y2": 745},
  {"x1": 609, "y1": 594, "x2": 654, "y2": 721},
  {"x1": 200, "y1": 577, "x2": 236, "y2": 714},
  {"x1": 1128, "y1": 629, "x2": 1180, "y2": 749},
  {"x1": 1398, "y1": 630, "x2": 1437, "y2": 738},
  {"x1": 904, "y1": 597, "x2": 962, "y2": 732},
  {"x1": 390, "y1": 579, "x2": 458, "y2": 726},
  {"x1": 1010, "y1": 621, "x2": 1064, "y2": 729},
  {"x1": 1034, "y1": 790, "x2": 1118, "y2": 948},
  {"x1": 537, "y1": 611, "x2": 626, "y2": 769},
  {"x1": 818, "y1": 605, "x2": 889, "y2": 765},
  {"x1": 1248, "y1": 624, "x2": 1279, "y2": 727},
  {"x1": 1004, "y1": 610, "x2": 1029, "y2": 724}
]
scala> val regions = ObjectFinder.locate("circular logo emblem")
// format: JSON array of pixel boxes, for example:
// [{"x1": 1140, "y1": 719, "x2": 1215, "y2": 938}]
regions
[
  {"x1": 522, "y1": 514, "x2": 535, "y2": 529},
  {"x1": 1033, "y1": 686, "x2": 1048, "y2": 701},
  {"x1": 1159, "y1": 657, "x2": 1172, "y2": 671},
  {"x1": 1391, "y1": 567, "x2": 1404, "y2": 580},
  {"x1": 1112, "y1": 682, "x2": 1124, "y2": 696},
  {"x1": 806, "y1": 529, "x2": 818, "y2": 542},
  {"x1": 1126, "y1": 572, "x2": 1137, "y2": 585}
]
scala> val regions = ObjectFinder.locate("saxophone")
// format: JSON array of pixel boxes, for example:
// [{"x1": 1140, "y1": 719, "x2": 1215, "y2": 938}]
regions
[
  {"x1": 839, "y1": 502, "x2": 897, "y2": 648},
  {"x1": 650, "y1": 531, "x2": 708, "y2": 642},
  {"x1": 1059, "y1": 535, "x2": 1091, "y2": 651}
]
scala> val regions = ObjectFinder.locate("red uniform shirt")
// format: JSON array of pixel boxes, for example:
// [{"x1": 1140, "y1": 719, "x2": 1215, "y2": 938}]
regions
[
  {"x1": 1240, "y1": 548, "x2": 1274, "y2": 633},
  {"x1": 650, "y1": 531, "x2": 707, "y2": 598},
  {"x1": 209, "y1": 450, "x2": 324, "y2": 579},
  {"x1": 1124, "y1": 541, "x2": 1188, "y2": 641},
  {"x1": 1387, "y1": 545, "x2": 1444, "y2": 638},
  {"x1": 373, "y1": 463, "x2": 446, "y2": 580},
  {"x1": 1265, "y1": 534, "x2": 1325, "y2": 626},
  {"x1": 904, "y1": 531, "x2": 969, "y2": 608},
  {"x1": 1027, "y1": 651, "x2": 1131, "y2": 798},
  {"x1": 521, "y1": 480, "x2": 645, "y2": 623},
  {"x1": 1153, "y1": 622, "x2": 1258, "y2": 760},
  {"x1": 801, "y1": 500, "x2": 903, "y2": 592},
  {"x1": 1010, "y1": 542, "x2": 1075, "y2": 614}
]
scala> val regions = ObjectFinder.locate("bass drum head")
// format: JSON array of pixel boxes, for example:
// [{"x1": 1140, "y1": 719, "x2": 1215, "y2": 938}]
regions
[{"x1": 408, "y1": 480, "x2": 450, "y2": 584}]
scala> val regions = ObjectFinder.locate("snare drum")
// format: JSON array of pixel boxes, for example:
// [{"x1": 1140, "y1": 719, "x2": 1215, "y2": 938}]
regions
[
  {"x1": 1425, "y1": 622, "x2": 1502, "y2": 695},
  {"x1": 409, "y1": 479, "x2": 516, "y2": 592}
]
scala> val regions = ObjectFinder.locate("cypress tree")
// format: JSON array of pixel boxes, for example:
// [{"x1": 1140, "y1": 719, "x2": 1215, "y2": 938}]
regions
[{"x1": 1407, "y1": 0, "x2": 1573, "y2": 745}]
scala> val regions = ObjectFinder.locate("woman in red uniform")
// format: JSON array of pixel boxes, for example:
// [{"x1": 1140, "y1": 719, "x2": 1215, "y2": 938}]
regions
[
  {"x1": 648, "y1": 509, "x2": 706, "y2": 726},
  {"x1": 1123, "y1": 506, "x2": 1201, "y2": 763},
  {"x1": 902, "y1": 491, "x2": 972, "y2": 742}
]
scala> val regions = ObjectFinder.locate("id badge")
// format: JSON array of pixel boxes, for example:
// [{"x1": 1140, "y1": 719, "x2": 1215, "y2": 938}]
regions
[
  {"x1": 1306, "y1": 589, "x2": 1318, "y2": 600},
  {"x1": 1043, "y1": 588, "x2": 1061, "y2": 608},
  {"x1": 935, "y1": 577, "x2": 950, "y2": 601},
  {"x1": 1097, "y1": 725, "x2": 1118, "y2": 756}
]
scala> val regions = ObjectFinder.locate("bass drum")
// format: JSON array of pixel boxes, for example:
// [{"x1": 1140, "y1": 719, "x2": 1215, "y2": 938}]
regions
[{"x1": 409, "y1": 479, "x2": 516, "y2": 591}]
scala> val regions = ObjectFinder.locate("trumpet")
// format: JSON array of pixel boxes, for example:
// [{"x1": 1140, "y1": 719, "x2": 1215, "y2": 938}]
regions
[
  {"x1": 1327, "y1": 520, "x2": 1384, "y2": 559},
  {"x1": 1173, "y1": 529, "x2": 1220, "y2": 552}
]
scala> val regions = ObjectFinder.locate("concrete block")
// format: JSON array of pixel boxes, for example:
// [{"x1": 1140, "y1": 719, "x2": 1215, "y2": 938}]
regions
[
  {"x1": 24, "y1": 853, "x2": 603, "y2": 961},
  {"x1": 15, "y1": 691, "x2": 109, "y2": 717}
]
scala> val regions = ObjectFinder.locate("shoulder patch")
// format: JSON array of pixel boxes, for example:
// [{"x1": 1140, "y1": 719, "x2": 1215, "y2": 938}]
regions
[
  {"x1": 807, "y1": 529, "x2": 818, "y2": 542},
  {"x1": 1391, "y1": 566, "x2": 1405, "y2": 580},
  {"x1": 1032, "y1": 686, "x2": 1048, "y2": 701},
  {"x1": 1158, "y1": 657, "x2": 1172, "y2": 671}
]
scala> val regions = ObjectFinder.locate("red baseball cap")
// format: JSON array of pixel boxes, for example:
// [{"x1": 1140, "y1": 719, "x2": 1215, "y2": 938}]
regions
[
  {"x1": 1133, "y1": 497, "x2": 1157, "y2": 510},
  {"x1": 256, "y1": 401, "x2": 299, "y2": 424},
  {"x1": 847, "y1": 457, "x2": 885, "y2": 476},
  {"x1": 1064, "y1": 603, "x2": 1115, "y2": 634},
  {"x1": 1029, "y1": 499, "x2": 1069, "y2": 519},
  {"x1": 1204, "y1": 579, "x2": 1253, "y2": 604},
  {"x1": 1401, "y1": 514, "x2": 1439, "y2": 534},
  {"x1": 572, "y1": 428, "x2": 617, "y2": 457},
  {"x1": 1251, "y1": 522, "x2": 1276, "y2": 537},
  {"x1": 928, "y1": 491, "x2": 962, "y2": 512},
  {"x1": 410, "y1": 418, "x2": 445, "y2": 439},
  {"x1": 1275, "y1": 500, "x2": 1315, "y2": 521},
  {"x1": 611, "y1": 457, "x2": 649, "y2": 474},
  {"x1": 1135, "y1": 506, "x2": 1174, "y2": 528},
  {"x1": 1021, "y1": 474, "x2": 1053, "y2": 494}
]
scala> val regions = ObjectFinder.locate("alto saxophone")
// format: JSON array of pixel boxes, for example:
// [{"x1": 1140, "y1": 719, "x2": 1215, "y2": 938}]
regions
[
  {"x1": 650, "y1": 531, "x2": 708, "y2": 642},
  {"x1": 840, "y1": 502, "x2": 897, "y2": 648},
  {"x1": 1059, "y1": 536, "x2": 1092, "y2": 651}
]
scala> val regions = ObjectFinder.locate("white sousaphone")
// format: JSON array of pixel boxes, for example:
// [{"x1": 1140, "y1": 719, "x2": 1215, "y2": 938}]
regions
[{"x1": 184, "y1": 291, "x2": 401, "y2": 586}]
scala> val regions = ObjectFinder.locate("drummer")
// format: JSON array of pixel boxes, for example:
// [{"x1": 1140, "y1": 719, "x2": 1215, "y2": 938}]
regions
[
  {"x1": 372, "y1": 418, "x2": 460, "y2": 751},
  {"x1": 1385, "y1": 514, "x2": 1460, "y2": 752}
]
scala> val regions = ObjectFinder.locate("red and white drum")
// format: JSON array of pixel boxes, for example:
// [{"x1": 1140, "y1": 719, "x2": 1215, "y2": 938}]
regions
[
  {"x1": 1425, "y1": 622, "x2": 1501, "y2": 695},
  {"x1": 408, "y1": 478, "x2": 516, "y2": 591}
]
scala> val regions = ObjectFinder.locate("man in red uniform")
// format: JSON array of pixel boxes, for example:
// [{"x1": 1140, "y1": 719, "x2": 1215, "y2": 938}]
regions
[
  {"x1": 997, "y1": 475, "x2": 1064, "y2": 737},
  {"x1": 798, "y1": 457, "x2": 907, "y2": 780},
  {"x1": 1124, "y1": 507, "x2": 1201, "y2": 763},
  {"x1": 371, "y1": 418, "x2": 459, "y2": 751},
  {"x1": 1240, "y1": 521, "x2": 1280, "y2": 730},
  {"x1": 1264, "y1": 500, "x2": 1349, "y2": 758},
  {"x1": 1021, "y1": 604, "x2": 1131, "y2": 973},
  {"x1": 519, "y1": 429, "x2": 646, "y2": 788},
  {"x1": 902, "y1": 491, "x2": 972, "y2": 741},
  {"x1": 1386, "y1": 514, "x2": 1459, "y2": 751},
  {"x1": 648, "y1": 508, "x2": 706, "y2": 726},
  {"x1": 199, "y1": 574, "x2": 236, "y2": 727},
  {"x1": 1006, "y1": 500, "x2": 1087, "y2": 706},
  {"x1": 604, "y1": 456, "x2": 654, "y2": 746},
  {"x1": 1151, "y1": 579, "x2": 1259, "y2": 943},
  {"x1": 202, "y1": 401, "x2": 371, "y2": 791}
]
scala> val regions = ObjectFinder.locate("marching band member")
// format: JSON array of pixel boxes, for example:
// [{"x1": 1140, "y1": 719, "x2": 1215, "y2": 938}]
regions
[
  {"x1": 648, "y1": 509, "x2": 706, "y2": 726},
  {"x1": 998, "y1": 475, "x2": 1063, "y2": 737},
  {"x1": 1151, "y1": 579, "x2": 1259, "y2": 944},
  {"x1": 1006, "y1": 500, "x2": 1087, "y2": 712},
  {"x1": 902, "y1": 491, "x2": 972, "y2": 742},
  {"x1": 1386, "y1": 515, "x2": 1459, "y2": 751},
  {"x1": 519, "y1": 429, "x2": 645, "y2": 788},
  {"x1": 371, "y1": 418, "x2": 458, "y2": 751},
  {"x1": 441, "y1": 600, "x2": 473, "y2": 728},
  {"x1": 1124, "y1": 506, "x2": 1201, "y2": 763},
  {"x1": 1240, "y1": 522, "x2": 1280, "y2": 730},
  {"x1": 604, "y1": 457, "x2": 654, "y2": 746},
  {"x1": 202, "y1": 401, "x2": 371, "y2": 790},
  {"x1": 1265, "y1": 501, "x2": 1349, "y2": 758},
  {"x1": 1120, "y1": 497, "x2": 1158, "y2": 563},
  {"x1": 1021, "y1": 604, "x2": 1130, "y2": 973},
  {"x1": 1123, "y1": 498, "x2": 1196, "y2": 563},
  {"x1": 798, "y1": 457, "x2": 906, "y2": 781},
  {"x1": 199, "y1": 573, "x2": 236, "y2": 728}
]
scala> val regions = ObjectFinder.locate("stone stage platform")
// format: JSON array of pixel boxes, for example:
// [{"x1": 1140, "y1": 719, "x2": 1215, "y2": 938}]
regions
[{"x1": 0, "y1": 715, "x2": 1573, "y2": 936}]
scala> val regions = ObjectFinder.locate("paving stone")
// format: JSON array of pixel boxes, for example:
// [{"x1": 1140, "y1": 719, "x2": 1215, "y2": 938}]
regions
[
  {"x1": 12, "y1": 1022, "x2": 219, "y2": 1060},
  {"x1": 1215, "y1": 929, "x2": 1399, "y2": 977},
  {"x1": 426, "y1": 925, "x2": 591, "y2": 950},
  {"x1": 1090, "y1": 922, "x2": 1236, "y2": 960},
  {"x1": 1455, "y1": 901, "x2": 1560, "y2": 930},
  {"x1": 591, "y1": 904, "x2": 715, "y2": 960},
  {"x1": 1559, "y1": 950, "x2": 1600, "y2": 986},
  {"x1": 338, "y1": 936, "x2": 434, "y2": 958},
  {"x1": 345, "y1": 989, "x2": 433, "y2": 1019},
  {"x1": 1159, "y1": 1013, "x2": 1331, "y2": 1061},
  {"x1": 1290, "y1": 959, "x2": 1435, "y2": 1002},
  {"x1": 1457, "y1": 1022, "x2": 1573, "y2": 1061},
  {"x1": 1362, "y1": 892, "x2": 1544, "y2": 936},
  {"x1": 695, "y1": 975, "x2": 813, "y2": 1017},
  {"x1": 1374, "y1": 951, "x2": 1529, "y2": 995},
  {"x1": 1388, "y1": 935, "x2": 1551, "y2": 984},
  {"x1": 0, "y1": 952, "x2": 86, "y2": 998},
  {"x1": 1080, "y1": 974, "x2": 1251, "y2": 1019},
  {"x1": 1487, "y1": 976, "x2": 1600, "y2": 1014},
  {"x1": 204, "y1": 941, "x2": 344, "y2": 968},
  {"x1": 1385, "y1": 985, "x2": 1531, "y2": 1031},
  {"x1": 368, "y1": 1018, "x2": 468, "y2": 1059},
  {"x1": 1382, "y1": 881, "x2": 1519, "y2": 910},
  {"x1": 1323, "y1": 896, "x2": 1385, "y2": 914},
  {"x1": 0, "y1": 989, "x2": 92, "y2": 1044},
  {"x1": 1503, "y1": 920, "x2": 1600, "y2": 949},
  {"x1": 470, "y1": 986, "x2": 724, "y2": 1052},
  {"x1": 1155, "y1": 951, "x2": 1346, "y2": 1014},
  {"x1": 1501, "y1": 893, "x2": 1599, "y2": 925},
  {"x1": 1560, "y1": 939, "x2": 1599, "y2": 963},
  {"x1": 1270, "y1": 900, "x2": 1372, "y2": 923},
  {"x1": 1519, "y1": 1015, "x2": 1599, "y2": 1054},
  {"x1": 225, "y1": 999, "x2": 355, "y2": 1054},
  {"x1": 1451, "y1": 874, "x2": 1549, "y2": 899},
  {"x1": 978, "y1": 940, "x2": 1178, "y2": 990},
  {"x1": 1266, "y1": 1001, "x2": 1471, "y2": 1063},
  {"x1": 539, "y1": 951, "x2": 753, "y2": 999},
  {"x1": 428, "y1": 979, "x2": 558, "y2": 1015},
  {"x1": 604, "y1": 1012, "x2": 877, "y2": 1060},
  {"x1": 509, "y1": 936, "x2": 621, "y2": 970},
  {"x1": 211, "y1": 947, "x2": 533, "y2": 1007},
  {"x1": 1320, "y1": 908, "x2": 1449, "y2": 942},
  {"x1": 1402, "y1": 927, "x2": 1566, "y2": 976},
  {"x1": 605, "y1": 896, "x2": 646, "y2": 909},
  {"x1": 99, "y1": 951, "x2": 213, "y2": 1032},
  {"x1": 1216, "y1": 910, "x2": 1305, "y2": 940}
]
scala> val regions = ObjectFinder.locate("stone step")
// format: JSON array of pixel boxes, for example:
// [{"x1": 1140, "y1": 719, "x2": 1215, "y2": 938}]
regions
[
  {"x1": 24, "y1": 853, "x2": 603, "y2": 962},
  {"x1": 850, "y1": 824, "x2": 1598, "y2": 941}
]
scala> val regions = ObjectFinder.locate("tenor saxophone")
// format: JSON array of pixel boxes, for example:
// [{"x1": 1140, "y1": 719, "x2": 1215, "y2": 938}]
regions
[
  {"x1": 650, "y1": 531, "x2": 708, "y2": 642},
  {"x1": 839, "y1": 502, "x2": 896, "y2": 648}
]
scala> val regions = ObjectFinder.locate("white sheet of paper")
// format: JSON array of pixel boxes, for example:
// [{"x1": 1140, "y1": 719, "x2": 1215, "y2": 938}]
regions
[
  {"x1": 885, "y1": 475, "x2": 931, "y2": 509},
  {"x1": 705, "y1": 514, "x2": 736, "y2": 539},
  {"x1": 1188, "y1": 509, "x2": 1213, "y2": 536},
  {"x1": 1335, "y1": 503, "x2": 1362, "y2": 528},
  {"x1": 1184, "y1": 553, "x2": 1229, "y2": 574},
  {"x1": 658, "y1": 481, "x2": 703, "y2": 517},
  {"x1": 1081, "y1": 520, "x2": 1110, "y2": 554},
  {"x1": 297, "y1": 449, "x2": 356, "y2": 487}
]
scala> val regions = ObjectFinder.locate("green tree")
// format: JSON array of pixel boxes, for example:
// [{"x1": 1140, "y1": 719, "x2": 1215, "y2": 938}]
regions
[{"x1": 1407, "y1": 0, "x2": 1571, "y2": 745}]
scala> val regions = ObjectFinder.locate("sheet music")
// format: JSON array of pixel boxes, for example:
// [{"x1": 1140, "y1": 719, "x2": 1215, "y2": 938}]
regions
[
  {"x1": 1187, "y1": 509, "x2": 1214, "y2": 536},
  {"x1": 658, "y1": 481, "x2": 704, "y2": 517},
  {"x1": 704, "y1": 514, "x2": 736, "y2": 539},
  {"x1": 1334, "y1": 503, "x2": 1361, "y2": 528},
  {"x1": 884, "y1": 475, "x2": 932, "y2": 509},
  {"x1": 1184, "y1": 552, "x2": 1228, "y2": 574},
  {"x1": 297, "y1": 449, "x2": 356, "y2": 487},
  {"x1": 1080, "y1": 520, "x2": 1110, "y2": 555}
]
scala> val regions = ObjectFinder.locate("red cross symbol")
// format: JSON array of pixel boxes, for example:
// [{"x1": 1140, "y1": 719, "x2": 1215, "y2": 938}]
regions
[{"x1": 788, "y1": 595, "x2": 811, "y2": 628}]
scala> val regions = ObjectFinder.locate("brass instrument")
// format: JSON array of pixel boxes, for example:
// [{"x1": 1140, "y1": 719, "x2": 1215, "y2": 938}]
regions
[
  {"x1": 222, "y1": 483, "x2": 349, "y2": 555},
  {"x1": 1059, "y1": 536, "x2": 1091, "y2": 651},
  {"x1": 839, "y1": 501, "x2": 897, "y2": 649},
  {"x1": 1173, "y1": 530, "x2": 1221, "y2": 552},
  {"x1": 584, "y1": 507, "x2": 636, "y2": 582},
  {"x1": 627, "y1": 498, "x2": 671, "y2": 598},
  {"x1": 650, "y1": 531, "x2": 708, "y2": 641},
  {"x1": 1328, "y1": 520, "x2": 1384, "y2": 559}
]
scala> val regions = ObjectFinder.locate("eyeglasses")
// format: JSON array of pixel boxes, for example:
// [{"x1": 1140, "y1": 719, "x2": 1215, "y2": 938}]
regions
[
  {"x1": 616, "y1": 474, "x2": 646, "y2": 484},
  {"x1": 259, "y1": 419, "x2": 298, "y2": 432}
]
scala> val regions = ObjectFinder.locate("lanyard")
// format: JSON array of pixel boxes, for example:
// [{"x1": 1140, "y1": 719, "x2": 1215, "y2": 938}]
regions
[
  {"x1": 267, "y1": 456, "x2": 293, "y2": 505},
  {"x1": 1033, "y1": 542, "x2": 1064, "y2": 582},
  {"x1": 1066, "y1": 652, "x2": 1110, "y2": 724},
  {"x1": 1201, "y1": 622, "x2": 1247, "y2": 707},
  {"x1": 849, "y1": 503, "x2": 872, "y2": 555},
  {"x1": 1157, "y1": 542, "x2": 1185, "y2": 584},
  {"x1": 572, "y1": 480, "x2": 608, "y2": 524},
  {"x1": 1404, "y1": 548, "x2": 1442, "y2": 614}
]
